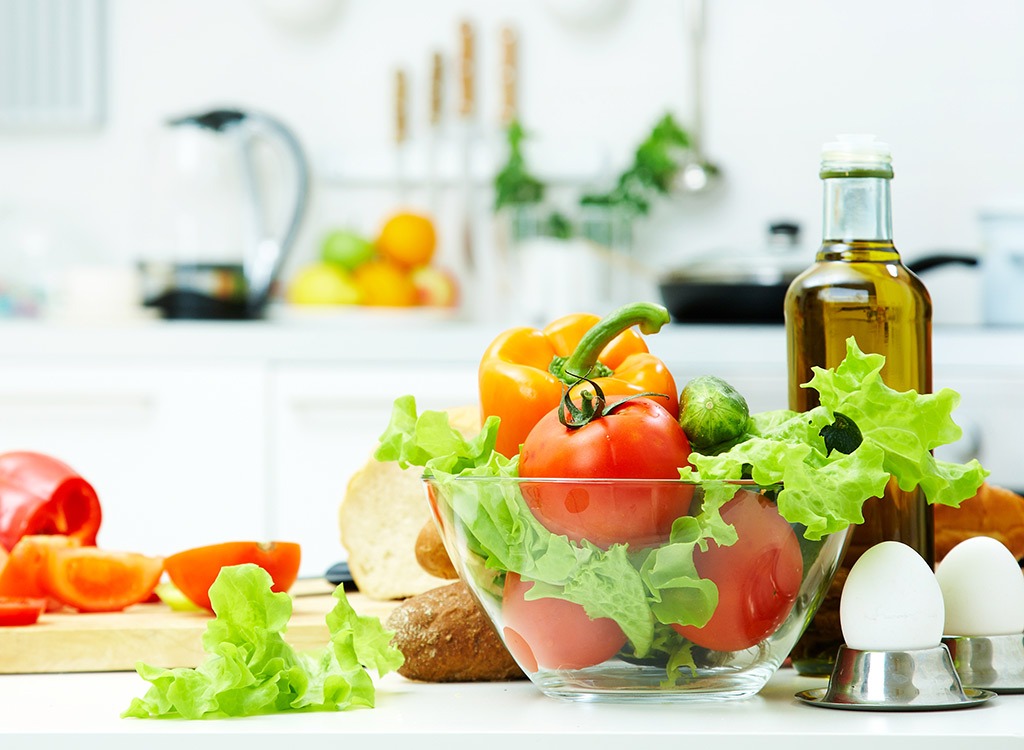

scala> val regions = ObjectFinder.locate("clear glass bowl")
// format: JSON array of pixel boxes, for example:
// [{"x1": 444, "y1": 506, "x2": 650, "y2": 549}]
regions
[{"x1": 423, "y1": 475, "x2": 849, "y2": 703}]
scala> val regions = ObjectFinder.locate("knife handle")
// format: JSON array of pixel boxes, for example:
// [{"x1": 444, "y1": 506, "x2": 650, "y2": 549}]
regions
[
  {"x1": 458, "y1": 20, "x2": 475, "y2": 118},
  {"x1": 500, "y1": 25, "x2": 518, "y2": 125},
  {"x1": 394, "y1": 68, "x2": 408, "y2": 145},
  {"x1": 429, "y1": 51, "x2": 444, "y2": 126}
]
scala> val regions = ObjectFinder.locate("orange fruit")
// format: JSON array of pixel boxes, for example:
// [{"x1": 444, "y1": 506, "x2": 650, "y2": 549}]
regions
[
  {"x1": 354, "y1": 260, "x2": 418, "y2": 307},
  {"x1": 376, "y1": 212, "x2": 437, "y2": 268}
]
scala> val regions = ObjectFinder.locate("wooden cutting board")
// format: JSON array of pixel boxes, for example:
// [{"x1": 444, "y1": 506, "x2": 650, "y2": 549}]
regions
[{"x1": 0, "y1": 580, "x2": 399, "y2": 675}]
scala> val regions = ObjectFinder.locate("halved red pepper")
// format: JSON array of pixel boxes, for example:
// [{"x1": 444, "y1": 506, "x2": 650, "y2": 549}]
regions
[{"x1": 0, "y1": 452, "x2": 102, "y2": 552}]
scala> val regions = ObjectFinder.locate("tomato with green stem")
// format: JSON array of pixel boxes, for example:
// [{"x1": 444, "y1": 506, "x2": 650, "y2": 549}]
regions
[{"x1": 518, "y1": 376, "x2": 694, "y2": 549}]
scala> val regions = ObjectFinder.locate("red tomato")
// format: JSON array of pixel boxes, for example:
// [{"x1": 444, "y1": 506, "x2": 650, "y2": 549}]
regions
[
  {"x1": 0, "y1": 451, "x2": 102, "y2": 552},
  {"x1": 672, "y1": 490, "x2": 803, "y2": 652},
  {"x1": 0, "y1": 597, "x2": 46, "y2": 626},
  {"x1": 518, "y1": 396, "x2": 693, "y2": 548},
  {"x1": 43, "y1": 547, "x2": 163, "y2": 613},
  {"x1": 164, "y1": 541, "x2": 301, "y2": 611},
  {"x1": 501, "y1": 572, "x2": 626, "y2": 672},
  {"x1": 0, "y1": 535, "x2": 80, "y2": 609}
]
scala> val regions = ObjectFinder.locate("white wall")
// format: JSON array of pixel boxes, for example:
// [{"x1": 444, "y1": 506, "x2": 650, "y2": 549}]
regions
[{"x1": 2, "y1": 0, "x2": 1022, "y2": 323}]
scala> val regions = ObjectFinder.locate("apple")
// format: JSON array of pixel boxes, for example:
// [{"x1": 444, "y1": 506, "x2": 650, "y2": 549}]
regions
[
  {"x1": 321, "y1": 228, "x2": 375, "y2": 270},
  {"x1": 411, "y1": 266, "x2": 458, "y2": 307},
  {"x1": 286, "y1": 262, "x2": 361, "y2": 306}
]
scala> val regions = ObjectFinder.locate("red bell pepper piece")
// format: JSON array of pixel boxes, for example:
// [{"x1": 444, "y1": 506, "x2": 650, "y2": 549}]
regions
[{"x1": 0, "y1": 452, "x2": 102, "y2": 552}]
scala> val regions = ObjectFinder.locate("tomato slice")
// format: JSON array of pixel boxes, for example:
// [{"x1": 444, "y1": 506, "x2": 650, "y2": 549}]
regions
[
  {"x1": 0, "y1": 535, "x2": 80, "y2": 608},
  {"x1": 0, "y1": 597, "x2": 46, "y2": 626},
  {"x1": 44, "y1": 548, "x2": 164, "y2": 613},
  {"x1": 164, "y1": 541, "x2": 301, "y2": 611}
]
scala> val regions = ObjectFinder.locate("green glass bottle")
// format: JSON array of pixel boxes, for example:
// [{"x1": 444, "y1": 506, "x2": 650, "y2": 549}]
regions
[{"x1": 784, "y1": 135, "x2": 934, "y2": 676}]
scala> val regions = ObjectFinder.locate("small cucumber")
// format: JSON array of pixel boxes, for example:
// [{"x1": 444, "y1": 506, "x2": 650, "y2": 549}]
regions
[{"x1": 678, "y1": 375, "x2": 750, "y2": 451}]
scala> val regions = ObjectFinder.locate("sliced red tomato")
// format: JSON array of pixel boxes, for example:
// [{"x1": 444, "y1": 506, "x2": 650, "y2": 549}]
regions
[
  {"x1": 501, "y1": 571, "x2": 626, "y2": 672},
  {"x1": 0, "y1": 597, "x2": 46, "y2": 626},
  {"x1": 0, "y1": 452, "x2": 102, "y2": 552},
  {"x1": 519, "y1": 395, "x2": 693, "y2": 548},
  {"x1": 164, "y1": 541, "x2": 301, "y2": 611},
  {"x1": 672, "y1": 490, "x2": 803, "y2": 652},
  {"x1": 0, "y1": 534, "x2": 80, "y2": 608},
  {"x1": 43, "y1": 548, "x2": 164, "y2": 613}
]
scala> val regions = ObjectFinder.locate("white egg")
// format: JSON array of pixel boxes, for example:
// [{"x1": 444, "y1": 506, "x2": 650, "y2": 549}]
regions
[
  {"x1": 840, "y1": 541, "x2": 945, "y2": 651},
  {"x1": 935, "y1": 536, "x2": 1024, "y2": 636}
]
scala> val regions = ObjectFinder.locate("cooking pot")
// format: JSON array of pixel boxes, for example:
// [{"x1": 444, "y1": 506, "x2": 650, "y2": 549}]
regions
[{"x1": 659, "y1": 222, "x2": 805, "y2": 324}]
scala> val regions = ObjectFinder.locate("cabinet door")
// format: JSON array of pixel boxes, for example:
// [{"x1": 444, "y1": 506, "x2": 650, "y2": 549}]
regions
[
  {"x1": 269, "y1": 364, "x2": 478, "y2": 577},
  {"x1": 0, "y1": 363, "x2": 267, "y2": 556}
]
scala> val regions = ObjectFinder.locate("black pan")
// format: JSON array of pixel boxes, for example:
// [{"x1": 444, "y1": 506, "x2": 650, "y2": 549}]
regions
[{"x1": 658, "y1": 254, "x2": 978, "y2": 325}]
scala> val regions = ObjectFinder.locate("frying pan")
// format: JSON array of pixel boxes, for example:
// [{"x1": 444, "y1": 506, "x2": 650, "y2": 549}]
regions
[{"x1": 659, "y1": 253, "x2": 978, "y2": 325}]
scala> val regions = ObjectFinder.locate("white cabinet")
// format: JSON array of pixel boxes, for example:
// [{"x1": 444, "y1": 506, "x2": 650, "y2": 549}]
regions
[
  {"x1": 268, "y1": 363, "x2": 478, "y2": 577},
  {"x1": 0, "y1": 362, "x2": 267, "y2": 557}
]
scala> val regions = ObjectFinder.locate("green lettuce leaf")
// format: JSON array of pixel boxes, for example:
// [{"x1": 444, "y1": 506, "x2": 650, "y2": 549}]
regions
[
  {"x1": 688, "y1": 337, "x2": 987, "y2": 538},
  {"x1": 122, "y1": 564, "x2": 403, "y2": 720}
]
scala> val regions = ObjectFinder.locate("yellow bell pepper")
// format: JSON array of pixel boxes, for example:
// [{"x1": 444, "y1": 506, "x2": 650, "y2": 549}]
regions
[{"x1": 479, "y1": 303, "x2": 679, "y2": 458}]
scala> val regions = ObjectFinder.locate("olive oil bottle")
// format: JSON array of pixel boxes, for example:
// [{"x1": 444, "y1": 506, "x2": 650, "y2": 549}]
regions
[{"x1": 784, "y1": 135, "x2": 933, "y2": 676}]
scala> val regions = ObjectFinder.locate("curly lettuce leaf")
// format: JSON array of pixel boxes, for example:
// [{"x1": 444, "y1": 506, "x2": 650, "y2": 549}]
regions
[
  {"x1": 122, "y1": 565, "x2": 403, "y2": 720},
  {"x1": 689, "y1": 338, "x2": 987, "y2": 538}
]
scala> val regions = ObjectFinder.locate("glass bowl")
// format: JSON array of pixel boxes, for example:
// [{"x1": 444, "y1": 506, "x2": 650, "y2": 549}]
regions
[{"x1": 423, "y1": 475, "x2": 849, "y2": 703}]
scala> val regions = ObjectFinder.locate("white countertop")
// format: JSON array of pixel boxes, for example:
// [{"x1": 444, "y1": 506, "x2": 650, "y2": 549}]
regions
[
  {"x1": 0, "y1": 314, "x2": 1022, "y2": 371},
  {"x1": 0, "y1": 668, "x2": 1020, "y2": 749}
]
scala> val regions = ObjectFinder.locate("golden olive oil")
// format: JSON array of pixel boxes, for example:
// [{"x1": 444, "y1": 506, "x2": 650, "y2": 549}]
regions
[{"x1": 784, "y1": 138, "x2": 934, "y2": 675}]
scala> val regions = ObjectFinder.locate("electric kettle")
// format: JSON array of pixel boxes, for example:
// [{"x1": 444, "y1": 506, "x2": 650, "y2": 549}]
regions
[{"x1": 140, "y1": 108, "x2": 310, "y2": 319}]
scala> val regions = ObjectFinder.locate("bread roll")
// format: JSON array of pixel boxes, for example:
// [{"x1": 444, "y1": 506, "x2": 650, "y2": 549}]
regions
[
  {"x1": 387, "y1": 581, "x2": 525, "y2": 682},
  {"x1": 934, "y1": 482, "x2": 1024, "y2": 562},
  {"x1": 339, "y1": 405, "x2": 480, "y2": 600},
  {"x1": 415, "y1": 519, "x2": 459, "y2": 580}
]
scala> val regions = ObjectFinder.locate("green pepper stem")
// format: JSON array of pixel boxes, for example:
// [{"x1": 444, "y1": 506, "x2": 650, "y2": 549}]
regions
[{"x1": 558, "y1": 302, "x2": 671, "y2": 380}]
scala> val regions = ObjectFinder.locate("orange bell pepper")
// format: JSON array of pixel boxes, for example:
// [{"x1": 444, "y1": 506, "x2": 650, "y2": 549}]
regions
[{"x1": 479, "y1": 302, "x2": 679, "y2": 458}]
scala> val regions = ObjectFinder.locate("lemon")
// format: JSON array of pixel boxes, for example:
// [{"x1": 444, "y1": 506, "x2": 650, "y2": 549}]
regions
[{"x1": 287, "y1": 262, "x2": 361, "y2": 306}]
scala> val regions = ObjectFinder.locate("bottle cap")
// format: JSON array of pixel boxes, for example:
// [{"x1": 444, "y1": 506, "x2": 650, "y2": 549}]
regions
[{"x1": 820, "y1": 135, "x2": 893, "y2": 176}]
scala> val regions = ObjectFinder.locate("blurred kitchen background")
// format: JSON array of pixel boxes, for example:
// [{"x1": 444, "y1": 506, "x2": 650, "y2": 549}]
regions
[
  {"x1": 2, "y1": 0, "x2": 1024, "y2": 326},
  {"x1": 4, "y1": 0, "x2": 1024, "y2": 576}
]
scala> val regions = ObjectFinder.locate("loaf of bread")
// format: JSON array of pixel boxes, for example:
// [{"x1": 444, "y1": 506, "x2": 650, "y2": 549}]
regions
[
  {"x1": 934, "y1": 482, "x2": 1024, "y2": 561},
  {"x1": 339, "y1": 405, "x2": 480, "y2": 600},
  {"x1": 415, "y1": 519, "x2": 459, "y2": 580},
  {"x1": 386, "y1": 581, "x2": 526, "y2": 682}
]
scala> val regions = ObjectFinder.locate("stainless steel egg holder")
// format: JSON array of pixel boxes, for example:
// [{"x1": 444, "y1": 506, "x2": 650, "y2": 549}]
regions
[
  {"x1": 795, "y1": 644, "x2": 995, "y2": 711},
  {"x1": 943, "y1": 633, "x2": 1024, "y2": 694}
]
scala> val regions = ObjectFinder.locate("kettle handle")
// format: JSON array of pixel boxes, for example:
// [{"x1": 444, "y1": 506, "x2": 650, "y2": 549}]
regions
[{"x1": 237, "y1": 113, "x2": 311, "y2": 316}]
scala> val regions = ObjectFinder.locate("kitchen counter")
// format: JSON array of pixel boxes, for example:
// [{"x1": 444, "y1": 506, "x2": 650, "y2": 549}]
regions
[
  {"x1": 0, "y1": 668, "x2": 1020, "y2": 749},
  {"x1": 1, "y1": 314, "x2": 1023, "y2": 369}
]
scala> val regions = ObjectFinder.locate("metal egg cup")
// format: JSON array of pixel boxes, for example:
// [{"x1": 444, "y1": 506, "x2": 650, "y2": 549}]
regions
[
  {"x1": 943, "y1": 633, "x2": 1024, "y2": 694},
  {"x1": 796, "y1": 644, "x2": 995, "y2": 711}
]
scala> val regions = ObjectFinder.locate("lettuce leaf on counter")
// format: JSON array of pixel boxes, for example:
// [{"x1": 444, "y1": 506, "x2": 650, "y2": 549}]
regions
[{"x1": 122, "y1": 564, "x2": 403, "y2": 720}]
